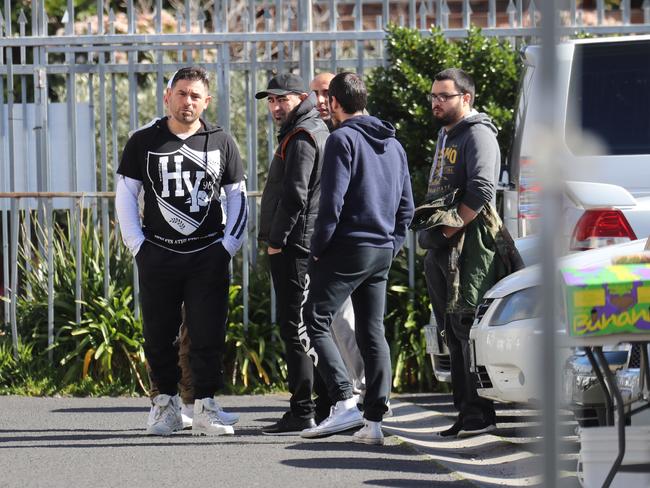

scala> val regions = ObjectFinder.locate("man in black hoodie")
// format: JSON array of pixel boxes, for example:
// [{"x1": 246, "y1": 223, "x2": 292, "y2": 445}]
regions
[
  {"x1": 256, "y1": 73, "x2": 330, "y2": 434},
  {"x1": 420, "y1": 68, "x2": 499, "y2": 438},
  {"x1": 300, "y1": 73, "x2": 414, "y2": 445},
  {"x1": 115, "y1": 67, "x2": 247, "y2": 436}
]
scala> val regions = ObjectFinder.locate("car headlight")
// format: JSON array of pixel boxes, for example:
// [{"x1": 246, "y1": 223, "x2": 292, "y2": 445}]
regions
[
  {"x1": 488, "y1": 287, "x2": 542, "y2": 326},
  {"x1": 562, "y1": 350, "x2": 631, "y2": 404}
]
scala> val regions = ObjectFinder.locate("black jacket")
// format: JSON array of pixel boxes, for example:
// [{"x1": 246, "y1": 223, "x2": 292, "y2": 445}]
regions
[{"x1": 258, "y1": 93, "x2": 329, "y2": 253}]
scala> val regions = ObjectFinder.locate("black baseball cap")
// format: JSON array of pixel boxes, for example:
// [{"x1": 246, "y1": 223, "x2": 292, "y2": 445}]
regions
[{"x1": 255, "y1": 73, "x2": 307, "y2": 99}]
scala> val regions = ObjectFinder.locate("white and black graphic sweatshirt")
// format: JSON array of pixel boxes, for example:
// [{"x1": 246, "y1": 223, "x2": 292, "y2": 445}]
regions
[{"x1": 116, "y1": 117, "x2": 247, "y2": 255}]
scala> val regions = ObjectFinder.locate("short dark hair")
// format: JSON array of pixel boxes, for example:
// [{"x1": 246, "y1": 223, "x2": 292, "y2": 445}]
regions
[
  {"x1": 169, "y1": 66, "x2": 210, "y2": 91},
  {"x1": 434, "y1": 68, "x2": 475, "y2": 106},
  {"x1": 328, "y1": 72, "x2": 367, "y2": 114}
]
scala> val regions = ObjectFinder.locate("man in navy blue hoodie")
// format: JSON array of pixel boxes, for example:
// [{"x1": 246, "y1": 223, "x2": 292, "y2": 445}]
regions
[{"x1": 300, "y1": 73, "x2": 414, "y2": 445}]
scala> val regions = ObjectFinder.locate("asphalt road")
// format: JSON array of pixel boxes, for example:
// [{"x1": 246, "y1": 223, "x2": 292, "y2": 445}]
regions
[{"x1": 0, "y1": 394, "x2": 471, "y2": 488}]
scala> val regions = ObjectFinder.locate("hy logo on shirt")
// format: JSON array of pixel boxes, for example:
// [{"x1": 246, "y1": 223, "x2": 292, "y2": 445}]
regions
[{"x1": 147, "y1": 145, "x2": 221, "y2": 236}]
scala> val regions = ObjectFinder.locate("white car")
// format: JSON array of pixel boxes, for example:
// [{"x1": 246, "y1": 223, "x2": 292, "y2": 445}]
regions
[
  {"x1": 504, "y1": 35, "x2": 650, "y2": 242},
  {"x1": 469, "y1": 237, "x2": 648, "y2": 404}
]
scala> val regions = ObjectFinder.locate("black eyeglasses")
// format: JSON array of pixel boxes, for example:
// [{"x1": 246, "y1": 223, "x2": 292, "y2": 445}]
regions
[{"x1": 426, "y1": 92, "x2": 464, "y2": 103}]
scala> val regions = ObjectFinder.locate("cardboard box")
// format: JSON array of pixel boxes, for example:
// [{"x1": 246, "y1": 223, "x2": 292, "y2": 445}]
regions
[{"x1": 562, "y1": 264, "x2": 650, "y2": 338}]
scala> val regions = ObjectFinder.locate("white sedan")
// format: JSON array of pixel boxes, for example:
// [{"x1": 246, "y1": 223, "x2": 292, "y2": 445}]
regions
[{"x1": 469, "y1": 237, "x2": 648, "y2": 404}]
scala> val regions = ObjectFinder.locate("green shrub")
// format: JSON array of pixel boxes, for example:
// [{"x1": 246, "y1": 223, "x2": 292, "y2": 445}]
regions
[{"x1": 8, "y1": 210, "x2": 287, "y2": 395}]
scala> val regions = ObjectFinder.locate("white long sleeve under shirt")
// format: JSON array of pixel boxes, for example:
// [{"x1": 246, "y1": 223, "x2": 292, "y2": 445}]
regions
[{"x1": 115, "y1": 175, "x2": 248, "y2": 257}]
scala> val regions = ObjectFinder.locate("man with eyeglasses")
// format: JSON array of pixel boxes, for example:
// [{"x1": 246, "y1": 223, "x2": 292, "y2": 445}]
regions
[{"x1": 419, "y1": 68, "x2": 501, "y2": 438}]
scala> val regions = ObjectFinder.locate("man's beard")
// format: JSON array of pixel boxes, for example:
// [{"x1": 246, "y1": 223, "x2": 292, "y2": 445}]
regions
[
  {"x1": 433, "y1": 111, "x2": 457, "y2": 127},
  {"x1": 432, "y1": 103, "x2": 463, "y2": 128}
]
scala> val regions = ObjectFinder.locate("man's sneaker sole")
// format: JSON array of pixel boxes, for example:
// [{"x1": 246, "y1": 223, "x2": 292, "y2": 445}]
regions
[
  {"x1": 191, "y1": 425, "x2": 234, "y2": 436},
  {"x1": 261, "y1": 430, "x2": 303, "y2": 436},
  {"x1": 218, "y1": 416, "x2": 239, "y2": 426},
  {"x1": 300, "y1": 418, "x2": 364, "y2": 438},
  {"x1": 146, "y1": 423, "x2": 182, "y2": 436},
  {"x1": 457, "y1": 424, "x2": 496, "y2": 438},
  {"x1": 353, "y1": 435, "x2": 384, "y2": 445}
]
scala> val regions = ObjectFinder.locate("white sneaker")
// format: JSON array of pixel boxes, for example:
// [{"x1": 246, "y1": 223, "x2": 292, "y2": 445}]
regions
[
  {"x1": 353, "y1": 420, "x2": 384, "y2": 445},
  {"x1": 146, "y1": 394, "x2": 183, "y2": 436},
  {"x1": 208, "y1": 399, "x2": 239, "y2": 426},
  {"x1": 180, "y1": 402, "x2": 194, "y2": 429},
  {"x1": 300, "y1": 399, "x2": 363, "y2": 438},
  {"x1": 146, "y1": 405, "x2": 156, "y2": 427},
  {"x1": 192, "y1": 398, "x2": 235, "y2": 436}
]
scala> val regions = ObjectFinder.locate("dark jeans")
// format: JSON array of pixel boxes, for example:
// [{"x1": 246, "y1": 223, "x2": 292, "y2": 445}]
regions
[
  {"x1": 304, "y1": 244, "x2": 393, "y2": 422},
  {"x1": 424, "y1": 248, "x2": 495, "y2": 425},
  {"x1": 136, "y1": 241, "x2": 230, "y2": 400},
  {"x1": 269, "y1": 247, "x2": 317, "y2": 419}
]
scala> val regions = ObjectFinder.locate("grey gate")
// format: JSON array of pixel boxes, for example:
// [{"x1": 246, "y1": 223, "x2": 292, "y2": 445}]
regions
[{"x1": 1, "y1": 0, "x2": 650, "y2": 361}]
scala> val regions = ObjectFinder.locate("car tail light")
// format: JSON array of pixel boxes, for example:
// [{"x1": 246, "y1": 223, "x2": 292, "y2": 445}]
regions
[
  {"x1": 517, "y1": 157, "x2": 540, "y2": 236},
  {"x1": 570, "y1": 209, "x2": 637, "y2": 251}
]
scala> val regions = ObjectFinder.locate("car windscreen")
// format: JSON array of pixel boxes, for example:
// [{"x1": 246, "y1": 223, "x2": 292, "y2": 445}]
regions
[{"x1": 567, "y1": 40, "x2": 650, "y2": 155}]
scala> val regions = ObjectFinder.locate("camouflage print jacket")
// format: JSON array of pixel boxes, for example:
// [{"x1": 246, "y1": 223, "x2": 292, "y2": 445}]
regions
[{"x1": 413, "y1": 190, "x2": 524, "y2": 315}]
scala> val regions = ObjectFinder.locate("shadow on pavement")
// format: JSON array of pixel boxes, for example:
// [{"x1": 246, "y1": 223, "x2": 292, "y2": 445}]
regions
[
  {"x1": 225, "y1": 405, "x2": 286, "y2": 413},
  {"x1": 387, "y1": 396, "x2": 581, "y2": 487},
  {"x1": 50, "y1": 406, "x2": 148, "y2": 413},
  {"x1": 365, "y1": 479, "x2": 468, "y2": 487},
  {"x1": 281, "y1": 456, "x2": 439, "y2": 475}
]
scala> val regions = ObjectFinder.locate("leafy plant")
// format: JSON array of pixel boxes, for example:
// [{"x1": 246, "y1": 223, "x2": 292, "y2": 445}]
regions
[
  {"x1": 385, "y1": 250, "x2": 436, "y2": 392},
  {"x1": 55, "y1": 287, "x2": 148, "y2": 392},
  {"x1": 224, "y1": 255, "x2": 287, "y2": 391},
  {"x1": 16, "y1": 210, "x2": 133, "y2": 354}
]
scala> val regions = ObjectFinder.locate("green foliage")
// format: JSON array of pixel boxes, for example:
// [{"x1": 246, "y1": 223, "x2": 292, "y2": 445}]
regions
[
  {"x1": 7, "y1": 211, "x2": 287, "y2": 395},
  {"x1": 385, "y1": 251, "x2": 436, "y2": 392},
  {"x1": 55, "y1": 287, "x2": 148, "y2": 391},
  {"x1": 0, "y1": 338, "x2": 44, "y2": 388},
  {"x1": 16, "y1": 210, "x2": 133, "y2": 351},
  {"x1": 221, "y1": 265, "x2": 287, "y2": 391},
  {"x1": 367, "y1": 26, "x2": 522, "y2": 202},
  {"x1": 8, "y1": 209, "x2": 145, "y2": 394}
]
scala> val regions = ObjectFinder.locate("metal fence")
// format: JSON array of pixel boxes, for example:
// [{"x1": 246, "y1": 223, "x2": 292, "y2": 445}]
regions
[{"x1": 2, "y1": 0, "x2": 650, "y2": 358}]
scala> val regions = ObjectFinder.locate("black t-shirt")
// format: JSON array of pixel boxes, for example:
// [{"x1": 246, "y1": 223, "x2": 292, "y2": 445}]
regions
[{"x1": 117, "y1": 117, "x2": 244, "y2": 253}]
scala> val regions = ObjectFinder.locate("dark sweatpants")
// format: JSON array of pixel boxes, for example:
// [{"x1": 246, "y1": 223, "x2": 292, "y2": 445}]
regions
[
  {"x1": 136, "y1": 241, "x2": 230, "y2": 400},
  {"x1": 424, "y1": 248, "x2": 495, "y2": 425},
  {"x1": 269, "y1": 247, "x2": 319, "y2": 419},
  {"x1": 303, "y1": 244, "x2": 393, "y2": 422}
]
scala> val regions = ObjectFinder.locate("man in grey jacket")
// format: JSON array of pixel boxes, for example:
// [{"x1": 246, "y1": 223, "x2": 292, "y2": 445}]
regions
[
  {"x1": 420, "y1": 68, "x2": 499, "y2": 438},
  {"x1": 256, "y1": 73, "x2": 330, "y2": 434}
]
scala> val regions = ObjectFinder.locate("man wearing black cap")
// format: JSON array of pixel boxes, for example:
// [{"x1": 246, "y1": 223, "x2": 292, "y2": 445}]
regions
[{"x1": 256, "y1": 73, "x2": 330, "y2": 434}]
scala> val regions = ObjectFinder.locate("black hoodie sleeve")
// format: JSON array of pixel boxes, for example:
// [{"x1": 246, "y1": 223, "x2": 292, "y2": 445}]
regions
[{"x1": 268, "y1": 132, "x2": 318, "y2": 248}]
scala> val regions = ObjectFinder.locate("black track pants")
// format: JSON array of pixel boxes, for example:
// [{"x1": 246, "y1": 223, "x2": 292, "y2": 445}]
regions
[{"x1": 136, "y1": 242, "x2": 230, "y2": 400}]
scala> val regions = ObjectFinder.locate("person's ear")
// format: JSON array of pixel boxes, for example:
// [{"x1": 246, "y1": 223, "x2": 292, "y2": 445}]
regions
[
  {"x1": 329, "y1": 95, "x2": 340, "y2": 111},
  {"x1": 299, "y1": 92, "x2": 308, "y2": 101}
]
